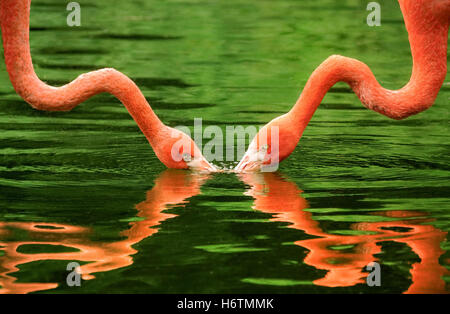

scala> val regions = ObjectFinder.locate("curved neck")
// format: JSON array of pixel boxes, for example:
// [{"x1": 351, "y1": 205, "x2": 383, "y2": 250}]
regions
[
  {"x1": 289, "y1": 0, "x2": 449, "y2": 135},
  {"x1": 0, "y1": 0, "x2": 164, "y2": 142}
]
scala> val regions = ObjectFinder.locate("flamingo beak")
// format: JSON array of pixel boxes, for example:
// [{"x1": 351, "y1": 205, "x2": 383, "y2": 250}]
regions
[
  {"x1": 234, "y1": 155, "x2": 251, "y2": 172},
  {"x1": 186, "y1": 155, "x2": 218, "y2": 172},
  {"x1": 234, "y1": 150, "x2": 264, "y2": 172},
  {"x1": 234, "y1": 143, "x2": 274, "y2": 173},
  {"x1": 198, "y1": 157, "x2": 218, "y2": 172},
  {"x1": 234, "y1": 155, "x2": 261, "y2": 172}
]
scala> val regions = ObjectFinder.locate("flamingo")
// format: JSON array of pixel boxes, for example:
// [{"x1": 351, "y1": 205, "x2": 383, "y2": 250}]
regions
[
  {"x1": 0, "y1": 0, "x2": 216, "y2": 172},
  {"x1": 236, "y1": 0, "x2": 450, "y2": 171}
]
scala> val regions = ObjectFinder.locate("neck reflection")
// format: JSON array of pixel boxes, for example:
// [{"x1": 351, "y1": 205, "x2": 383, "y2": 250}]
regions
[
  {"x1": 0, "y1": 169, "x2": 209, "y2": 294},
  {"x1": 1, "y1": 170, "x2": 447, "y2": 294},
  {"x1": 238, "y1": 172, "x2": 448, "y2": 294}
]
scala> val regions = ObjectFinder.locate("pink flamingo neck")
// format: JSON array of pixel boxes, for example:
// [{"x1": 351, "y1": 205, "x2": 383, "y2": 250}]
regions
[
  {"x1": 289, "y1": 0, "x2": 449, "y2": 135},
  {"x1": 0, "y1": 0, "x2": 164, "y2": 143}
]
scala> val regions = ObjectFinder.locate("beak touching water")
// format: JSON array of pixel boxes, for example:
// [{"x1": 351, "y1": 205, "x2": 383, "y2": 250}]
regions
[
  {"x1": 183, "y1": 153, "x2": 218, "y2": 172},
  {"x1": 197, "y1": 157, "x2": 218, "y2": 172},
  {"x1": 234, "y1": 144, "x2": 270, "y2": 172}
]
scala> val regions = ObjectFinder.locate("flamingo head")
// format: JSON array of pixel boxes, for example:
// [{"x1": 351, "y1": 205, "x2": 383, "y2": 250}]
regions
[
  {"x1": 234, "y1": 114, "x2": 301, "y2": 173},
  {"x1": 154, "y1": 127, "x2": 217, "y2": 172},
  {"x1": 234, "y1": 138, "x2": 274, "y2": 172},
  {"x1": 234, "y1": 134, "x2": 276, "y2": 173}
]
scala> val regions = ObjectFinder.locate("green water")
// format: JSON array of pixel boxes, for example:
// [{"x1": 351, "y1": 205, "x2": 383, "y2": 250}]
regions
[{"x1": 0, "y1": 0, "x2": 449, "y2": 294}]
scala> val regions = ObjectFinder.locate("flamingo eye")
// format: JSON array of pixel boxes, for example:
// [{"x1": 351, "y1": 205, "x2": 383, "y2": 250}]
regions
[
  {"x1": 182, "y1": 153, "x2": 192, "y2": 162},
  {"x1": 260, "y1": 144, "x2": 268, "y2": 152}
]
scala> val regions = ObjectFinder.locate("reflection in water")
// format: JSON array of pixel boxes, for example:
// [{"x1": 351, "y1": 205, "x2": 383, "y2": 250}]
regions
[
  {"x1": 239, "y1": 172, "x2": 448, "y2": 294},
  {"x1": 0, "y1": 170, "x2": 447, "y2": 293},
  {"x1": 0, "y1": 170, "x2": 209, "y2": 294}
]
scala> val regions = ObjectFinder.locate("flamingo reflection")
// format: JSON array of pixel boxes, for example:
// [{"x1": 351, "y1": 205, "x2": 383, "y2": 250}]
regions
[
  {"x1": 0, "y1": 170, "x2": 209, "y2": 294},
  {"x1": 238, "y1": 172, "x2": 448, "y2": 294}
]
